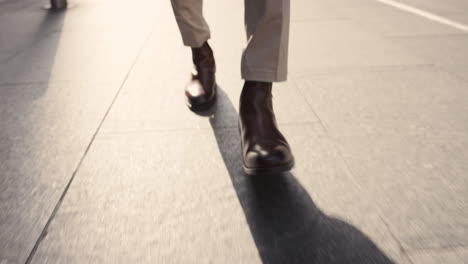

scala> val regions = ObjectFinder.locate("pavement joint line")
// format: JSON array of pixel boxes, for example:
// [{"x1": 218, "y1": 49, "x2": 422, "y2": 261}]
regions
[
  {"x1": 292, "y1": 18, "x2": 349, "y2": 23},
  {"x1": 0, "y1": 21, "x2": 62, "y2": 65},
  {"x1": 290, "y1": 64, "x2": 442, "y2": 78},
  {"x1": 0, "y1": 80, "x2": 115, "y2": 87},
  {"x1": 375, "y1": 0, "x2": 468, "y2": 33},
  {"x1": 380, "y1": 216, "x2": 415, "y2": 264},
  {"x1": 292, "y1": 80, "x2": 363, "y2": 190},
  {"x1": 294, "y1": 56, "x2": 466, "y2": 262},
  {"x1": 291, "y1": 81, "x2": 415, "y2": 257},
  {"x1": 95, "y1": 121, "x2": 323, "y2": 136},
  {"x1": 406, "y1": 244, "x2": 468, "y2": 253},
  {"x1": 23, "y1": 27, "x2": 156, "y2": 264}
]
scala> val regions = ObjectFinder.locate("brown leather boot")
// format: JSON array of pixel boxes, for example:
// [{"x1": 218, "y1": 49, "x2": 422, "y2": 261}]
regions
[
  {"x1": 185, "y1": 41, "x2": 217, "y2": 111},
  {"x1": 239, "y1": 81, "x2": 295, "y2": 175}
]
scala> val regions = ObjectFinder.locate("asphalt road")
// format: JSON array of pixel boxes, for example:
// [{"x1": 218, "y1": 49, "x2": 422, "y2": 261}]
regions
[{"x1": 1, "y1": 0, "x2": 468, "y2": 263}]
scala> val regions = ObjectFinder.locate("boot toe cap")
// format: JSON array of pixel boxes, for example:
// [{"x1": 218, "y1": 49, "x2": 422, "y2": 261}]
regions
[
  {"x1": 185, "y1": 81, "x2": 216, "y2": 109},
  {"x1": 245, "y1": 144, "x2": 293, "y2": 169}
]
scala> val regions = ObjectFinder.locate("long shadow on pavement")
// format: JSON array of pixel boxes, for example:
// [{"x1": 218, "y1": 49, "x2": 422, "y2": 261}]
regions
[
  {"x1": 0, "y1": 4, "x2": 66, "y2": 263},
  {"x1": 203, "y1": 88, "x2": 395, "y2": 264}
]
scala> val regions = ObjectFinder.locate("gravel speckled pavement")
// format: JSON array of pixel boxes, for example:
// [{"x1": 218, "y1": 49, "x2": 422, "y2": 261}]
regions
[{"x1": 1, "y1": 0, "x2": 468, "y2": 263}]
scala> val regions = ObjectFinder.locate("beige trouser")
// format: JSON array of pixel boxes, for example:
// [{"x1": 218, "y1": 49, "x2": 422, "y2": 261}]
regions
[{"x1": 170, "y1": 0, "x2": 290, "y2": 82}]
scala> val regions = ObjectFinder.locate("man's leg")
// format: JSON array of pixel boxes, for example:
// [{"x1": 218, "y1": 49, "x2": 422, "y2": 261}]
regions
[
  {"x1": 171, "y1": 0, "x2": 217, "y2": 110},
  {"x1": 242, "y1": 0, "x2": 290, "y2": 82},
  {"x1": 239, "y1": 0, "x2": 294, "y2": 176},
  {"x1": 170, "y1": 0, "x2": 211, "y2": 48}
]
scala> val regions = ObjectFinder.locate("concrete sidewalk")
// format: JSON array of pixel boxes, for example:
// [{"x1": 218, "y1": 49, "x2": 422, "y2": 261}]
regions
[{"x1": 1, "y1": 0, "x2": 468, "y2": 263}]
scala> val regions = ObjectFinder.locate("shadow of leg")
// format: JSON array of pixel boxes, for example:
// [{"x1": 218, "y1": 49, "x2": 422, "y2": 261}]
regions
[
  {"x1": 50, "y1": 0, "x2": 68, "y2": 10},
  {"x1": 207, "y1": 88, "x2": 395, "y2": 264}
]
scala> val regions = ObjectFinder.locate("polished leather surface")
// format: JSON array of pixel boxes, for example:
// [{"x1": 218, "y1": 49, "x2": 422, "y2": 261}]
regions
[
  {"x1": 185, "y1": 42, "x2": 217, "y2": 110},
  {"x1": 239, "y1": 81, "x2": 294, "y2": 172}
]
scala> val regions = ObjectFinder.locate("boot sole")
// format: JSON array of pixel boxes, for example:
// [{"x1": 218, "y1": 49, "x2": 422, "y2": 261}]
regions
[
  {"x1": 186, "y1": 82, "x2": 217, "y2": 111},
  {"x1": 243, "y1": 161, "x2": 294, "y2": 176},
  {"x1": 186, "y1": 93, "x2": 217, "y2": 111}
]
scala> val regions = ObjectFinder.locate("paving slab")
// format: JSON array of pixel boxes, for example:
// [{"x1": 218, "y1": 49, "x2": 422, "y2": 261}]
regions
[
  {"x1": 291, "y1": 0, "x2": 349, "y2": 22},
  {"x1": 341, "y1": 5, "x2": 462, "y2": 36},
  {"x1": 409, "y1": 247, "x2": 468, "y2": 264},
  {"x1": 31, "y1": 91, "x2": 406, "y2": 263},
  {"x1": 0, "y1": 11, "x2": 62, "y2": 62},
  {"x1": 444, "y1": 12, "x2": 468, "y2": 25},
  {"x1": 99, "y1": 27, "x2": 319, "y2": 133},
  {"x1": 448, "y1": 66, "x2": 468, "y2": 84},
  {"x1": 395, "y1": 0, "x2": 468, "y2": 15},
  {"x1": 101, "y1": 76, "x2": 318, "y2": 133},
  {"x1": 0, "y1": 0, "x2": 41, "y2": 16},
  {"x1": 0, "y1": 30, "x2": 147, "y2": 85},
  {"x1": 390, "y1": 35, "x2": 468, "y2": 66},
  {"x1": 289, "y1": 20, "x2": 426, "y2": 78},
  {"x1": 296, "y1": 69, "x2": 468, "y2": 251},
  {"x1": 0, "y1": 0, "x2": 155, "y2": 85},
  {"x1": 50, "y1": 0, "x2": 158, "y2": 33},
  {"x1": 1, "y1": 0, "x2": 468, "y2": 263},
  {"x1": 0, "y1": 82, "x2": 120, "y2": 264},
  {"x1": 331, "y1": 133, "x2": 468, "y2": 250},
  {"x1": 296, "y1": 69, "x2": 468, "y2": 135}
]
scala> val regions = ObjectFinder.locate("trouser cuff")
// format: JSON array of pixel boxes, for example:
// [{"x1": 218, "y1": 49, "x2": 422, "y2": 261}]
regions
[
  {"x1": 182, "y1": 33, "x2": 210, "y2": 48},
  {"x1": 241, "y1": 67, "x2": 287, "y2": 82}
]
